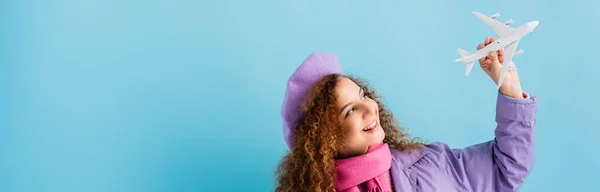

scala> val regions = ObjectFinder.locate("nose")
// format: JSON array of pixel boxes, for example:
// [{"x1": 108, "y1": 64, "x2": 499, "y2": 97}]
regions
[
  {"x1": 362, "y1": 103, "x2": 378, "y2": 120},
  {"x1": 528, "y1": 21, "x2": 539, "y2": 29}
]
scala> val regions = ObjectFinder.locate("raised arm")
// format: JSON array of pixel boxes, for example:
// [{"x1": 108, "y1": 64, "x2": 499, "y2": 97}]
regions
[
  {"x1": 490, "y1": 91, "x2": 538, "y2": 190},
  {"x1": 425, "y1": 91, "x2": 538, "y2": 192}
]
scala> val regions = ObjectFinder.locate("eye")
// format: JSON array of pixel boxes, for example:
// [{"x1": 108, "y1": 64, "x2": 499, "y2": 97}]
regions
[{"x1": 345, "y1": 107, "x2": 356, "y2": 118}]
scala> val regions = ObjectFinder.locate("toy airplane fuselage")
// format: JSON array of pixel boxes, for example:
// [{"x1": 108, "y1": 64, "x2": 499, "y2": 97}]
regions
[{"x1": 455, "y1": 12, "x2": 539, "y2": 89}]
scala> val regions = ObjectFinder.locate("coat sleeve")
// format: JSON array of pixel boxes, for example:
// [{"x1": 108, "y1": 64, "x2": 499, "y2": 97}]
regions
[{"x1": 426, "y1": 91, "x2": 539, "y2": 192}]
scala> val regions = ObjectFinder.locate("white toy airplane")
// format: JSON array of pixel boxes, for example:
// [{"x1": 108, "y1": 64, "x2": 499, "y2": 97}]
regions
[{"x1": 455, "y1": 12, "x2": 539, "y2": 89}]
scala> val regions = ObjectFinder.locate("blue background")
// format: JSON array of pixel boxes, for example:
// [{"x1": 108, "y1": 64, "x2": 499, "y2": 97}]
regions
[{"x1": 2, "y1": 0, "x2": 598, "y2": 191}]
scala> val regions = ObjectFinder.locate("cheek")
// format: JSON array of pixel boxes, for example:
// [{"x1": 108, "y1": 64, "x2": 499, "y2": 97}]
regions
[
  {"x1": 342, "y1": 108, "x2": 371, "y2": 136},
  {"x1": 342, "y1": 119, "x2": 361, "y2": 139},
  {"x1": 343, "y1": 120, "x2": 357, "y2": 134}
]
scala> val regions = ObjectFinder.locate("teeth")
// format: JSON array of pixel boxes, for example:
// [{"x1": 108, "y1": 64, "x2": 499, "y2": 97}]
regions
[{"x1": 363, "y1": 120, "x2": 376, "y2": 131}]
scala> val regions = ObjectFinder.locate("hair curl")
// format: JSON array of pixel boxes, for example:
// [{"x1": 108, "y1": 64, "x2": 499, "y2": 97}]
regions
[{"x1": 275, "y1": 74, "x2": 425, "y2": 192}]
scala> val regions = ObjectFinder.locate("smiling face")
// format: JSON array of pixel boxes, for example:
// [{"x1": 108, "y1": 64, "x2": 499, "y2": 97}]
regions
[
  {"x1": 335, "y1": 77, "x2": 385, "y2": 158},
  {"x1": 276, "y1": 74, "x2": 425, "y2": 192}
]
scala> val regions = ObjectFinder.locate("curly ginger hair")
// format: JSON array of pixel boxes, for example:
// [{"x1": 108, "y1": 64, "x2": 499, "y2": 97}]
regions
[{"x1": 274, "y1": 74, "x2": 425, "y2": 192}]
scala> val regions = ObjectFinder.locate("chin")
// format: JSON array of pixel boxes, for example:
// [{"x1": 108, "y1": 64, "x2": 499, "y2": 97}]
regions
[
  {"x1": 376, "y1": 133, "x2": 385, "y2": 143},
  {"x1": 370, "y1": 129, "x2": 386, "y2": 144}
]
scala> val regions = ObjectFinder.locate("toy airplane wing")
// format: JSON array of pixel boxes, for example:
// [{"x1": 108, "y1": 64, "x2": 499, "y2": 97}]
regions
[
  {"x1": 472, "y1": 12, "x2": 514, "y2": 38},
  {"x1": 497, "y1": 39, "x2": 520, "y2": 89}
]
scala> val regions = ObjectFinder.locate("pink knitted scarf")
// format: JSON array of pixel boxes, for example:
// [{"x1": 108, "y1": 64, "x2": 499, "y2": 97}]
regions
[{"x1": 335, "y1": 143, "x2": 393, "y2": 192}]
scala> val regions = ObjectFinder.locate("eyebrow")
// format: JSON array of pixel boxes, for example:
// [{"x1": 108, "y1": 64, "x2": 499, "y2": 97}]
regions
[{"x1": 339, "y1": 87, "x2": 363, "y2": 115}]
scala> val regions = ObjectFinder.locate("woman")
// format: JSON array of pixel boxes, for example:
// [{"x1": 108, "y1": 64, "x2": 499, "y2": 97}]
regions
[{"x1": 275, "y1": 37, "x2": 538, "y2": 192}]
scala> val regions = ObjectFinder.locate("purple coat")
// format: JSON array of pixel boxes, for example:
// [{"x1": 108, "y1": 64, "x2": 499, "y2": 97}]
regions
[{"x1": 389, "y1": 91, "x2": 538, "y2": 192}]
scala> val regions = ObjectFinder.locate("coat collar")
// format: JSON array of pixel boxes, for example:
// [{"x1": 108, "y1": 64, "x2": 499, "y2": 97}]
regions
[{"x1": 388, "y1": 145, "x2": 428, "y2": 168}]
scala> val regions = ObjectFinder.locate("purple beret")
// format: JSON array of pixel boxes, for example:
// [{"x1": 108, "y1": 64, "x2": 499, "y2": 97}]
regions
[{"x1": 281, "y1": 52, "x2": 344, "y2": 149}]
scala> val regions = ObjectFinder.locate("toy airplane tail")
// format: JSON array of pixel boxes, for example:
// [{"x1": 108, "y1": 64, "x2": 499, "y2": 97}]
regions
[{"x1": 455, "y1": 48, "x2": 476, "y2": 76}]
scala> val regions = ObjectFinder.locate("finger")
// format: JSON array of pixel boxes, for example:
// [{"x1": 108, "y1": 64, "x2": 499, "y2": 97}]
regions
[
  {"x1": 489, "y1": 37, "x2": 496, "y2": 43},
  {"x1": 481, "y1": 63, "x2": 488, "y2": 69},
  {"x1": 488, "y1": 51, "x2": 499, "y2": 62},
  {"x1": 484, "y1": 56, "x2": 492, "y2": 63},
  {"x1": 485, "y1": 37, "x2": 490, "y2": 45},
  {"x1": 477, "y1": 43, "x2": 485, "y2": 50},
  {"x1": 484, "y1": 59, "x2": 492, "y2": 65},
  {"x1": 484, "y1": 60, "x2": 492, "y2": 67},
  {"x1": 498, "y1": 49, "x2": 504, "y2": 56}
]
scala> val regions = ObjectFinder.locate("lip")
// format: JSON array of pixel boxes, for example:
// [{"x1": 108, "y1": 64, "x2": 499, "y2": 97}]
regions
[{"x1": 362, "y1": 119, "x2": 378, "y2": 133}]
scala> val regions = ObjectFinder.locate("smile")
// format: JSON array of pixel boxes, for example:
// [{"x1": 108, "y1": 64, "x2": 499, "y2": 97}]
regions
[{"x1": 362, "y1": 120, "x2": 378, "y2": 132}]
